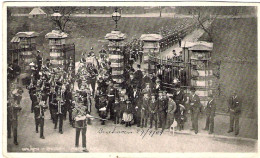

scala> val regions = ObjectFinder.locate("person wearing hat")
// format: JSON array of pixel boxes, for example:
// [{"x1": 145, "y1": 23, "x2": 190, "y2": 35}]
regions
[
  {"x1": 7, "y1": 97, "x2": 22, "y2": 145},
  {"x1": 166, "y1": 94, "x2": 177, "y2": 129},
  {"x1": 34, "y1": 97, "x2": 48, "y2": 139},
  {"x1": 72, "y1": 101, "x2": 94, "y2": 152},
  {"x1": 158, "y1": 91, "x2": 168, "y2": 131},
  {"x1": 53, "y1": 91, "x2": 65, "y2": 134},
  {"x1": 149, "y1": 94, "x2": 159, "y2": 130},
  {"x1": 173, "y1": 85, "x2": 185, "y2": 129},
  {"x1": 36, "y1": 50, "x2": 43, "y2": 72},
  {"x1": 133, "y1": 64, "x2": 143, "y2": 90},
  {"x1": 189, "y1": 87, "x2": 201, "y2": 134},
  {"x1": 140, "y1": 93, "x2": 149, "y2": 128},
  {"x1": 227, "y1": 92, "x2": 241, "y2": 136},
  {"x1": 204, "y1": 94, "x2": 216, "y2": 134},
  {"x1": 107, "y1": 81, "x2": 116, "y2": 120},
  {"x1": 48, "y1": 86, "x2": 57, "y2": 122},
  {"x1": 98, "y1": 94, "x2": 108, "y2": 125}
]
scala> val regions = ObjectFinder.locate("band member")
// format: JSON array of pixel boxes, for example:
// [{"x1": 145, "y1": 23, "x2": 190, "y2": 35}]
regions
[
  {"x1": 107, "y1": 81, "x2": 116, "y2": 120},
  {"x1": 141, "y1": 93, "x2": 149, "y2": 128},
  {"x1": 7, "y1": 97, "x2": 22, "y2": 145},
  {"x1": 99, "y1": 94, "x2": 107, "y2": 125},
  {"x1": 48, "y1": 86, "x2": 56, "y2": 122},
  {"x1": 64, "y1": 84, "x2": 73, "y2": 123},
  {"x1": 166, "y1": 95, "x2": 177, "y2": 129},
  {"x1": 189, "y1": 87, "x2": 201, "y2": 134},
  {"x1": 158, "y1": 91, "x2": 168, "y2": 131},
  {"x1": 72, "y1": 102, "x2": 93, "y2": 152},
  {"x1": 53, "y1": 92, "x2": 65, "y2": 134},
  {"x1": 123, "y1": 98, "x2": 133, "y2": 127},
  {"x1": 227, "y1": 92, "x2": 241, "y2": 136},
  {"x1": 34, "y1": 98, "x2": 48, "y2": 139},
  {"x1": 204, "y1": 94, "x2": 216, "y2": 134},
  {"x1": 149, "y1": 94, "x2": 158, "y2": 130},
  {"x1": 113, "y1": 98, "x2": 121, "y2": 124}
]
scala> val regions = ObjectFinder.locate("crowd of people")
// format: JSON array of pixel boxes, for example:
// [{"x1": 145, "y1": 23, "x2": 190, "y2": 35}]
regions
[{"x1": 6, "y1": 44, "x2": 242, "y2": 152}]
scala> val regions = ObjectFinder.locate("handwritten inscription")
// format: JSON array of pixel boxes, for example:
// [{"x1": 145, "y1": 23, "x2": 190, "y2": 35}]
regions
[{"x1": 97, "y1": 127, "x2": 163, "y2": 139}]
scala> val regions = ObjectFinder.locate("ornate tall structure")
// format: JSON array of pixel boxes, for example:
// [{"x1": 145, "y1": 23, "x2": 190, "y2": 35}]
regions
[
  {"x1": 10, "y1": 31, "x2": 39, "y2": 70},
  {"x1": 182, "y1": 41, "x2": 213, "y2": 106},
  {"x1": 140, "y1": 34, "x2": 162, "y2": 74}
]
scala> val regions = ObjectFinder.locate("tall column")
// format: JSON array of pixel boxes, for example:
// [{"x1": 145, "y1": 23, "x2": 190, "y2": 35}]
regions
[
  {"x1": 105, "y1": 30, "x2": 126, "y2": 86},
  {"x1": 140, "y1": 34, "x2": 162, "y2": 74},
  {"x1": 13, "y1": 32, "x2": 39, "y2": 71},
  {"x1": 45, "y1": 30, "x2": 68, "y2": 69}
]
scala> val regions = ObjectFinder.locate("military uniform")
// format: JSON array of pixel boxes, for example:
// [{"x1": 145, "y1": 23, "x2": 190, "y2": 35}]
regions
[
  {"x1": 53, "y1": 95, "x2": 65, "y2": 134},
  {"x1": 72, "y1": 104, "x2": 89, "y2": 152},
  {"x1": 204, "y1": 97, "x2": 216, "y2": 134},
  {"x1": 48, "y1": 88, "x2": 56, "y2": 122},
  {"x1": 7, "y1": 101, "x2": 22, "y2": 145},
  {"x1": 34, "y1": 100, "x2": 48, "y2": 139},
  {"x1": 64, "y1": 86, "x2": 73, "y2": 123},
  {"x1": 227, "y1": 94, "x2": 241, "y2": 135}
]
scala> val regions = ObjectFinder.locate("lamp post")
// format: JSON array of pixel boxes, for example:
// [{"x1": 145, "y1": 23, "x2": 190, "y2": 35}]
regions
[{"x1": 112, "y1": 7, "x2": 121, "y2": 31}]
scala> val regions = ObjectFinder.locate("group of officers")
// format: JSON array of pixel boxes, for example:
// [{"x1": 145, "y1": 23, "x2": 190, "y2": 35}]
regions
[{"x1": 7, "y1": 46, "x2": 242, "y2": 152}]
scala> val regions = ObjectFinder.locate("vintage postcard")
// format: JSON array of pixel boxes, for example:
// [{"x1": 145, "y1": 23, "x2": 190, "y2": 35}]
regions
[{"x1": 2, "y1": 1, "x2": 258, "y2": 158}]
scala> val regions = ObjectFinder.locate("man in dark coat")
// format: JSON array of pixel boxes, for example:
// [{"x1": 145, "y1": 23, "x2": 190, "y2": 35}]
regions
[
  {"x1": 227, "y1": 92, "x2": 241, "y2": 136},
  {"x1": 204, "y1": 94, "x2": 216, "y2": 134},
  {"x1": 149, "y1": 94, "x2": 158, "y2": 130},
  {"x1": 158, "y1": 91, "x2": 168, "y2": 131},
  {"x1": 189, "y1": 87, "x2": 201, "y2": 134}
]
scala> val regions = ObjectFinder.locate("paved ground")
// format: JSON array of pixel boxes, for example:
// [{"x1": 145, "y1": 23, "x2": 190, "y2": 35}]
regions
[{"x1": 6, "y1": 87, "x2": 257, "y2": 153}]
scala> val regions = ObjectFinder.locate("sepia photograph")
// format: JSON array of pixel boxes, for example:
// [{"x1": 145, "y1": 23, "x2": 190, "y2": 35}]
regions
[{"x1": 3, "y1": 2, "x2": 258, "y2": 156}]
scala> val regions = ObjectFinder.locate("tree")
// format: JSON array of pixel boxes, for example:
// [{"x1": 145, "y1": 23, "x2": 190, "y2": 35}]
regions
[
  {"x1": 191, "y1": 7, "x2": 219, "y2": 42},
  {"x1": 48, "y1": 7, "x2": 77, "y2": 32}
]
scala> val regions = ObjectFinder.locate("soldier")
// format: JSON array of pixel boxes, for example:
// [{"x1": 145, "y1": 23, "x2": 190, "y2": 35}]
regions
[
  {"x1": 204, "y1": 94, "x2": 216, "y2": 134},
  {"x1": 72, "y1": 101, "x2": 93, "y2": 152},
  {"x1": 36, "y1": 50, "x2": 43, "y2": 72},
  {"x1": 8, "y1": 97, "x2": 22, "y2": 145},
  {"x1": 149, "y1": 94, "x2": 158, "y2": 130},
  {"x1": 158, "y1": 91, "x2": 168, "y2": 131},
  {"x1": 64, "y1": 84, "x2": 73, "y2": 122},
  {"x1": 99, "y1": 94, "x2": 107, "y2": 125},
  {"x1": 48, "y1": 86, "x2": 56, "y2": 122},
  {"x1": 189, "y1": 87, "x2": 201, "y2": 134},
  {"x1": 141, "y1": 93, "x2": 149, "y2": 128},
  {"x1": 34, "y1": 98, "x2": 48, "y2": 139},
  {"x1": 113, "y1": 98, "x2": 121, "y2": 124},
  {"x1": 166, "y1": 94, "x2": 177, "y2": 129},
  {"x1": 53, "y1": 92, "x2": 65, "y2": 134},
  {"x1": 227, "y1": 92, "x2": 241, "y2": 136},
  {"x1": 107, "y1": 81, "x2": 116, "y2": 120}
]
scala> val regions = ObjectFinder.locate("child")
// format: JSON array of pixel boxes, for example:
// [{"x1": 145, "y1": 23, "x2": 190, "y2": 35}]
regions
[
  {"x1": 122, "y1": 97, "x2": 133, "y2": 127},
  {"x1": 113, "y1": 98, "x2": 121, "y2": 124}
]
